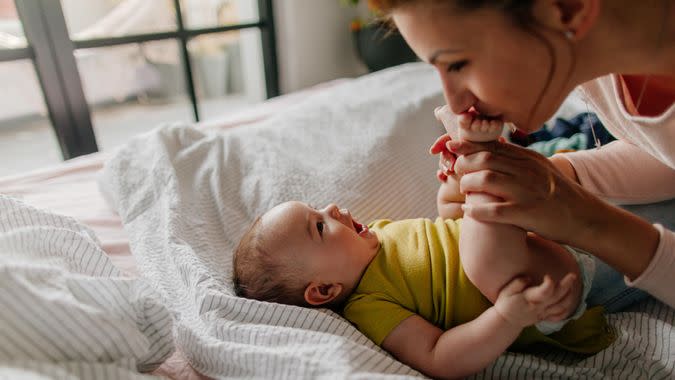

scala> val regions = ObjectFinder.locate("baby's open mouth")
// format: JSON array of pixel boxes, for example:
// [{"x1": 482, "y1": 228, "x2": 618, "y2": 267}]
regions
[{"x1": 352, "y1": 219, "x2": 368, "y2": 235}]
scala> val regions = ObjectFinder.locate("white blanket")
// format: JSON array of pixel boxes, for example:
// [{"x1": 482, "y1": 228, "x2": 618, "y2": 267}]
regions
[
  {"x1": 100, "y1": 63, "x2": 675, "y2": 379},
  {"x1": 0, "y1": 195, "x2": 173, "y2": 379}
]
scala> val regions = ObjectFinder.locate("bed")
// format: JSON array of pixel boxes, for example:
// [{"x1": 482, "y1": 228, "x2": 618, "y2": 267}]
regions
[{"x1": 1, "y1": 63, "x2": 674, "y2": 379}]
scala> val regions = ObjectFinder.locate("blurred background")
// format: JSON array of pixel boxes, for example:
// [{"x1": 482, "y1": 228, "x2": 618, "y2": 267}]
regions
[{"x1": 1, "y1": 0, "x2": 420, "y2": 176}]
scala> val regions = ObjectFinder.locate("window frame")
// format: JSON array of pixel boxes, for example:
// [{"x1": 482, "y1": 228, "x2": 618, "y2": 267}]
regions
[{"x1": 2, "y1": 0, "x2": 278, "y2": 160}]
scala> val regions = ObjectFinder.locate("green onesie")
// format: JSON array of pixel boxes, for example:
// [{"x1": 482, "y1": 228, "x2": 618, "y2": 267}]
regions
[{"x1": 342, "y1": 218, "x2": 614, "y2": 354}]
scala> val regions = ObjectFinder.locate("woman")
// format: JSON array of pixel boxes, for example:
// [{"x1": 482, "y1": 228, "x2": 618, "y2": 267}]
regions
[{"x1": 373, "y1": 0, "x2": 675, "y2": 309}]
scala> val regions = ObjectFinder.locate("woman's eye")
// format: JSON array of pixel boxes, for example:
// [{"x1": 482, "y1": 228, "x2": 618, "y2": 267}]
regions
[
  {"x1": 316, "y1": 221, "x2": 325, "y2": 236},
  {"x1": 447, "y1": 60, "x2": 468, "y2": 73}
]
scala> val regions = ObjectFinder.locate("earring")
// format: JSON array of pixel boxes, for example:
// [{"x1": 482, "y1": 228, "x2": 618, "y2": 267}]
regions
[{"x1": 564, "y1": 30, "x2": 575, "y2": 40}]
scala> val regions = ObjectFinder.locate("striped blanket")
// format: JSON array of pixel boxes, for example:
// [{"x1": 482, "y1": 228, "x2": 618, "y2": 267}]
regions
[{"x1": 0, "y1": 195, "x2": 174, "y2": 379}]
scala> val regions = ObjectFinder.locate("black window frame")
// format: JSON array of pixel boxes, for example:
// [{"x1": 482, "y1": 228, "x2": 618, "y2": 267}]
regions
[{"x1": 1, "y1": 0, "x2": 278, "y2": 160}]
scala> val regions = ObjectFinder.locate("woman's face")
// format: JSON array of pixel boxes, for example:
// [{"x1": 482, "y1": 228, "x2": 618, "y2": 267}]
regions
[{"x1": 393, "y1": 4, "x2": 574, "y2": 133}]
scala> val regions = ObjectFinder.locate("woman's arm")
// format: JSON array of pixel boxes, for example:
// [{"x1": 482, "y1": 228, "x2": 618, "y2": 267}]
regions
[
  {"x1": 449, "y1": 139, "x2": 662, "y2": 284},
  {"x1": 555, "y1": 140, "x2": 675, "y2": 204}
]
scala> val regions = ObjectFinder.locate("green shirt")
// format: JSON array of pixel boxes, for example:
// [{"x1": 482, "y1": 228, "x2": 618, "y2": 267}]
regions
[{"x1": 342, "y1": 218, "x2": 614, "y2": 354}]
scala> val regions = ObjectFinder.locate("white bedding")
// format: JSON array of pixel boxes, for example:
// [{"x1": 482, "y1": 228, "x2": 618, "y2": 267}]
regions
[
  {"x1": 99, "y1": 63, "x2": 443, "y2": 379},
  {"x1": 0, "y1": 195, "x2": 173, "y2": 379},
  {"x1": 60, "y1": 63, "x2": 675, "y2": 378}
]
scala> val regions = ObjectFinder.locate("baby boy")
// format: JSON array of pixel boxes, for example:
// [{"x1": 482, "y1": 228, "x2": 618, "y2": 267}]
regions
[
  {"x1": 233, "y1": 200, "x2": 613, "y2": 379},
  {"x1": 233, "y1": 106, "x2": 614, "y2": 379}
]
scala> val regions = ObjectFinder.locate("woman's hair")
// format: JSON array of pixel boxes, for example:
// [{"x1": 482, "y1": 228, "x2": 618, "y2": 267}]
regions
[
  {"x1": 369, "y1": 0, "x2": 535, "y2": 26},
  {"x1": 232, "y1": 216, "x2": 309, "y2": 307}
]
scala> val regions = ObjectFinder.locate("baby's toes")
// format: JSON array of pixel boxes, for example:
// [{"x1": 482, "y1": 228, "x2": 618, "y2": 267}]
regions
[
  {"x1": 472, "y1": 119, "x2": 484, "y2": 133},
  {"x1": 459, "y1": 118, "x2": 503, "y2": 142},
  {"x1": 457, "y1": 113, "x2": 473, "y2": 129},
  {"x1": 482, "y1": 120, "x2": 492, "y2": 133}
]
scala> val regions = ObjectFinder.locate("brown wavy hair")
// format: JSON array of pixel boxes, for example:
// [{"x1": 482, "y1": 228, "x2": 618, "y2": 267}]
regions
[{"x1": 369, "y1": 0, "x2": 535, "y2": 25}]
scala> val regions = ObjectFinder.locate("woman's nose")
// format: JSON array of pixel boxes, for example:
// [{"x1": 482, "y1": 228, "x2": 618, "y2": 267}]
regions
[
  {"x1": 446, "y1": 89, "x2": 477, "y2": 115},
  {"x1": 440, "y1": 73, "x2": 475, "y2": 114}
]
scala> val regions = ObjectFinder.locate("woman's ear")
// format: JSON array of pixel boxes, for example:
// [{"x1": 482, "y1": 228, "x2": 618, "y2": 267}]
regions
[
  {"x1": 304, "y1": 282, "x2": 344, "y2": 306},
  {"x1": 531, "y1": 0, "x2": 600, "y2": 39}
]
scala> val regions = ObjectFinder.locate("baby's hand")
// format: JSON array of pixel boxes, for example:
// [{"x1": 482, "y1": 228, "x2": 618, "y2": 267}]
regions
[
  {"x1": 429, "y1": 134, "x2": 456, "y2": 182},
  {"x1": 457, "y1": 110, "x2": 504, "y2": 143},
  {"x1": 495, "y1": 274, "x2": 577, "y2": 328}
]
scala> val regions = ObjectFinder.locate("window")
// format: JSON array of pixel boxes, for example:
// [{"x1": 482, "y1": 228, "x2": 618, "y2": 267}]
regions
[{"x1": 0, "y1": 0, "x2": 278, "y2": 176}]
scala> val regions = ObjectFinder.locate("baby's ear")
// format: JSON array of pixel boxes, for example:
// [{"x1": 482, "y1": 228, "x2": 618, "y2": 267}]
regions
[{"x1": 304, "y1": 282, "x2": 343, "y2": 306}]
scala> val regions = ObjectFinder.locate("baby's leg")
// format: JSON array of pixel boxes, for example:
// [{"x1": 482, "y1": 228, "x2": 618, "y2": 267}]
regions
[
  {"x1": 437, "y1": 176, "x2": 465, "y2": 220},
  {"x1": 457, "y1": 116, "x2": 581, "y2": 310},
  {"x1": 460, "y1": 193, "x2": 582, "y2": 307}
]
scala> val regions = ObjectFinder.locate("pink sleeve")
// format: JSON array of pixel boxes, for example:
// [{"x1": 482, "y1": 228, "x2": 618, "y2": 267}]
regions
[
  {"x1": 561, "y1": 140, "x2": 675, "y2": 204},
  {"x1": 626, "y1": 225, "x2": 675, "y2": 308}
]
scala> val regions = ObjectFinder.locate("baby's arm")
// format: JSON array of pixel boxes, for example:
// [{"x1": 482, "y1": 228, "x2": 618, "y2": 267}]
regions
[
  {"x1": 382, "y1": 276, "x2": 573, "y2": 379},
  {"x1": 430, "y1": 133, "x2": 465, "y2": 219}
]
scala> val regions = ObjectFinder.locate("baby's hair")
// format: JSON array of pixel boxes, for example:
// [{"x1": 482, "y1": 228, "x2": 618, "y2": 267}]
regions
[{"x1": 232, "y1": 216, "x2": 309, "y2": 307}]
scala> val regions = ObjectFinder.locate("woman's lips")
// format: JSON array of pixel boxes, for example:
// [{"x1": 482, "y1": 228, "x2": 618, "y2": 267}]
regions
[{"x1": 468, "y1": 106, "x2": 503, "y2": 121}]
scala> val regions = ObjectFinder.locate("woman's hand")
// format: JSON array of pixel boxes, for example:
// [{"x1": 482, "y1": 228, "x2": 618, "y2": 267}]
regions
[{"x1": 447, "y1": 138, "x2": 592, "y2": 244}]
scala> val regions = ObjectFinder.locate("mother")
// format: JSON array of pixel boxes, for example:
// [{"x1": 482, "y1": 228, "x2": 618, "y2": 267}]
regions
[{"x1": 374, "y1": 0, "x2": 675, "y2": 308}]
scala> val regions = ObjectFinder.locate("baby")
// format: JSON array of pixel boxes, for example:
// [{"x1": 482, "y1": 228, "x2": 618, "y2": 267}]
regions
[{"x1": 232, "y1": 109, "x2": 614, "y2": 379}]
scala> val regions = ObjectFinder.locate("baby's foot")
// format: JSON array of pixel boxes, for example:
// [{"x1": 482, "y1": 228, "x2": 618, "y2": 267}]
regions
[
  {"x1": 458, "y1": 113, "x2": 504, "y2": 142},
  {"x1": 434, "y1": 105, "x2": 459, "y2": 139}
]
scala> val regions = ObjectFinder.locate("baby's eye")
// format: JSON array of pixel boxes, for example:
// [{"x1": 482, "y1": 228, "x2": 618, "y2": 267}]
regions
[
  {"x1": 316, "y1": 221, "x2": 325, "y2": 236},
  {"x1": 447, "y1": 60, "x2": 468, "y2": 73}
]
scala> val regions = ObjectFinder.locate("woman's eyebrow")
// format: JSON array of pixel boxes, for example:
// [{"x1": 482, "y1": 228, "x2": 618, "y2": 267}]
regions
[{"x1": 429, "y1": 48, "x2": 463, "y2": 65}]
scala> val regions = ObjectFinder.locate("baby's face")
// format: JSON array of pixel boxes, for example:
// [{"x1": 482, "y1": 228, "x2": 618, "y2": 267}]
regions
[{"x1": 261, "y1": 201, "x2": 380, "y2": 290}]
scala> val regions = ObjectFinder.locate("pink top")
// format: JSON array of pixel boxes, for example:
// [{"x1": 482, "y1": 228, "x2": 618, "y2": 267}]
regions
[{"x1": 562, "y1": 74, "x2": 675, "y2": 307}]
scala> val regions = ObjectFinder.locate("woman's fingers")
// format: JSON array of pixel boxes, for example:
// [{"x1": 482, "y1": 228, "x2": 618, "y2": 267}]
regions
[
  {"x1": 462, "y1": 201, "x2": 514, "y2": 224},
  {"x1": 457, "y1": 170, "x2": 520, "y2": 200},
  {"x1": 446, "y1": 139, "x2": 537, "y2": 161},
  {"x1": 429, "y1": 134, "x2": 452, "y2": 155},
  {"x1": 453, "y1": 150, "x2": 526, "y2": 177}
]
